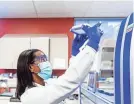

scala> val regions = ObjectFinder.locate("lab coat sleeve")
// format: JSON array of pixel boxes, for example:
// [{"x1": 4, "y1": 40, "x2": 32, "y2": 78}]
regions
[{"x1": 21, "y1": 46, "x2": 96, "y2": 104}]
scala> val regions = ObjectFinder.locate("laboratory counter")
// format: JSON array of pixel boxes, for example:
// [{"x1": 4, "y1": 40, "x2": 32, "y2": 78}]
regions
[{"x1": 0, "y1": 94, "x2": 12, "y2": 104}]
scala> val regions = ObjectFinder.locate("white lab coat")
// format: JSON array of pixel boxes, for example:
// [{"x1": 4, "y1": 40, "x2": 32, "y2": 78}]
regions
[{"x1": 21, "y1": 46, "x2": 96, "y2": 104}]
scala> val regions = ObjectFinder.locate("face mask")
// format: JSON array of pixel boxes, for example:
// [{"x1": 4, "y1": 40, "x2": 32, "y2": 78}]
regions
[{"x1": 37, "y1": 61, "x2": 52, "y2": 80}]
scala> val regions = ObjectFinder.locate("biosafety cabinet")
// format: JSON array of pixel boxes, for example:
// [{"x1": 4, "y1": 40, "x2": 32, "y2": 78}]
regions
[
  {"x1": 80, "y1": 13, "x2": 134, "y2": 104},
  {"x1": 80, "y1": 39, "x2": 115, "y2": 104}
]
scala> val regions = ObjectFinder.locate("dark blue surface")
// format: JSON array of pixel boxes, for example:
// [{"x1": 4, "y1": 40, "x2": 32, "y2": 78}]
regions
[
  {"x1": 114, "y1": 18, "x2": 127, "y2": 104},
  {"x1": 98, "y1": 89, "x2": 114, "y2": 96},
  {"x1": 123, "y1": 13, "x2": 133, "y2": 104}
]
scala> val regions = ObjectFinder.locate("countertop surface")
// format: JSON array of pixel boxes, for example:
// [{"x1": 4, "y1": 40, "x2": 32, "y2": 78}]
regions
[{"x1": 0, "y1": 92, "x2": 14, "y2": 98}]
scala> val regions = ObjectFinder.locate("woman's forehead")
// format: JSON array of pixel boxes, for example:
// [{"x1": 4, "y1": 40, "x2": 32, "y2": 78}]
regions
[{"x1": 34, "y1": 51, "x2": 44, "y2": 56}]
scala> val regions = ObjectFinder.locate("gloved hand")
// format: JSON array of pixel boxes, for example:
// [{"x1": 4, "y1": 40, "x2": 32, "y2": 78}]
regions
[
  {"x1": 71, "y1": 34, "x2": 88, "y2": 56},
  {"x1": 82, "y1": 22, "x2": 103, "y2": 51}
]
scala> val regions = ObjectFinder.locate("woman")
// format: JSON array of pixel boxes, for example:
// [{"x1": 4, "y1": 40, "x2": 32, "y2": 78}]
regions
[
  {"x1": 16, "y1": 49, "x2": 53, "y2": 99},
  {"x1": 16, "y1": 23, "x2": 103, "y2": 104}
]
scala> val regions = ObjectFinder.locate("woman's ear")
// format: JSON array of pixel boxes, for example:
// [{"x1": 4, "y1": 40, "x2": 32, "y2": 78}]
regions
[{"x1": 30, "y1": 65, "x2": 34, "y2": 72}]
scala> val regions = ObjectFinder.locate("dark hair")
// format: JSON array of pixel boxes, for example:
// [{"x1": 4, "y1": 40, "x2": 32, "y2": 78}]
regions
[{"x1": 16, "y1": 49, "x2": 40, "y2": 99}]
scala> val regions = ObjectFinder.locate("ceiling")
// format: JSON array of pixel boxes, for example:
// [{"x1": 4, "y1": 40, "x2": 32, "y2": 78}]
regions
[{"x1": 0, "y1": 0, "x2": 133, "y2": 18}]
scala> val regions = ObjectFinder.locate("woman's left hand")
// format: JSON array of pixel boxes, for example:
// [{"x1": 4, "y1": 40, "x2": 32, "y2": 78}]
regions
[{"x1": 72, "y1": 34, "x2": 88, "y2": 56}]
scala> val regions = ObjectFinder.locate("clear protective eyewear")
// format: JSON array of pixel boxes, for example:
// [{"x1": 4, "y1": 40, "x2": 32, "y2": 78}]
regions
[{"x1": 34, "y1": 55, "x2": 48, "y2": 64}]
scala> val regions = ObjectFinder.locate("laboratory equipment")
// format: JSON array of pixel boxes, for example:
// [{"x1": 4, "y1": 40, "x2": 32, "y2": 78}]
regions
[
  {"x1": 79, "y1": 13, "x2": 133, "y2": 104},
  {"x1": 80, "y1": 41, "x2": 115, "y2": 103},
  {"x1": 79, "y1": 21, "x2": 118, "y2": 104},
  {"x1": 87, "y1": 72, "x2": 98, "y2": 93},
  {"x1": 114, "y1": 13, "x2": 134, "y2": 104}
]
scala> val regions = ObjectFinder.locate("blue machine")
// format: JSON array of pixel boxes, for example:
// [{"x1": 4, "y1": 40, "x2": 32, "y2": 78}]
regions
[{"x1": 114, "y1": 13, "x2": 134, "y2": 104}]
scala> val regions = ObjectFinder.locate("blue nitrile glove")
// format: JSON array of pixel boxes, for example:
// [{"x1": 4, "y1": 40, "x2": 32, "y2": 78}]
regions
[
  {"x1": 72, "y1": 34, "x2": 88, "y2": 56},
  {"x1": 82, "y1": 22, "x2": 103, "y2": 51}
]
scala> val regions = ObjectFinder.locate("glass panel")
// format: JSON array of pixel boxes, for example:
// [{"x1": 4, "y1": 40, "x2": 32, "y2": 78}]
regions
[{"x1": 77, "y1": 18, "x2": 123, "y2": 104}]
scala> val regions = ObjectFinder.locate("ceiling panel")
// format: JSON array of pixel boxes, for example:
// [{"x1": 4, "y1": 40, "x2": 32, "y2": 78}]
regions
[
  {"x1": 0, "y1": 0, "x2": 133, "y2": 18},
  {"x1": 64, "y1": 1, "x2": 92, "y2": 14},
  {"x1": 34, "y1": 1, "x2": 66, "y2": 14},
  {"x1": 85, "y1": 1, "x2": 133, "y2": 17},
  {"x1": 67, "y1": 12, "x2": 87, "y2": 17},
  {"x1": 0, "y1": 1, "x2": 36, "y2": 18},
  {"x1": 35, "y1": 1, "x2": 93, "y2": 17}
]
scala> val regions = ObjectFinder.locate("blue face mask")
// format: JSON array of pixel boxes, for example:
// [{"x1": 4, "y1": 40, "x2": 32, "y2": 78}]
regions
[{"x1": 37, "y1": 61, "x2": 52, "y2": 80}]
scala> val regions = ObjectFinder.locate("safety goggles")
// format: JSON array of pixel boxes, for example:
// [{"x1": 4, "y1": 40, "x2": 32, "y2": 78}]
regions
[{"x1": 34, "y1": 55, "x2": 48, "y2": 63}]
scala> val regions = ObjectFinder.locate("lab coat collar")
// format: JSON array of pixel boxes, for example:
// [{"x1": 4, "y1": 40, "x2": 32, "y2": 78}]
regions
[
  {"x1": 34, "y1": 83, "x2": 43, "y2": 87},
  {"x1": 26, "y1": 79, "x2": 53, "y2": 91}
]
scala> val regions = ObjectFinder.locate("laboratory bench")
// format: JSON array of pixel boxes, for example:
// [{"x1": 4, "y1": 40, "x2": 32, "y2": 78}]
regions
[
  {"x1": 0, "y1": 96, "x2": 11, "y2": 104},
  {"x1": 0, "y1": 92, "x2": 14, "y2": 104},
  {"x1": 0, "y1": 78, "x2": 17, "y2": 104}
]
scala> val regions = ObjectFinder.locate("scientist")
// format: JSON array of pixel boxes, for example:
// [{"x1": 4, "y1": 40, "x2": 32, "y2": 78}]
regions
[{"x1": 16, "y1": 23, "x2": 103, "y2": 104}]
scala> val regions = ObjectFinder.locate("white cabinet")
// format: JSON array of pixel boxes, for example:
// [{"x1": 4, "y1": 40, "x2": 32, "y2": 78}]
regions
[
  {"x1": 0, "y1": 37, "x2": 30, "y2": 69},
  {"x1": 30, "y1": 37, "x2": 49, "y2": 58},
  {"x1": 12, "y1": 38, "x2": 31, "y2": 69},
  {"x1": 0, "y1": 36, "x2": 68, "y2": 69},
  {"x1": 50, "y1": 37, "x2": 68, "y2": 69},
  {"x1": 0, "y1": 38, "x2": 13, "y2": 69},
  {"x1": 0, "y1": 37, "x2": 50, "y2": 69}
]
